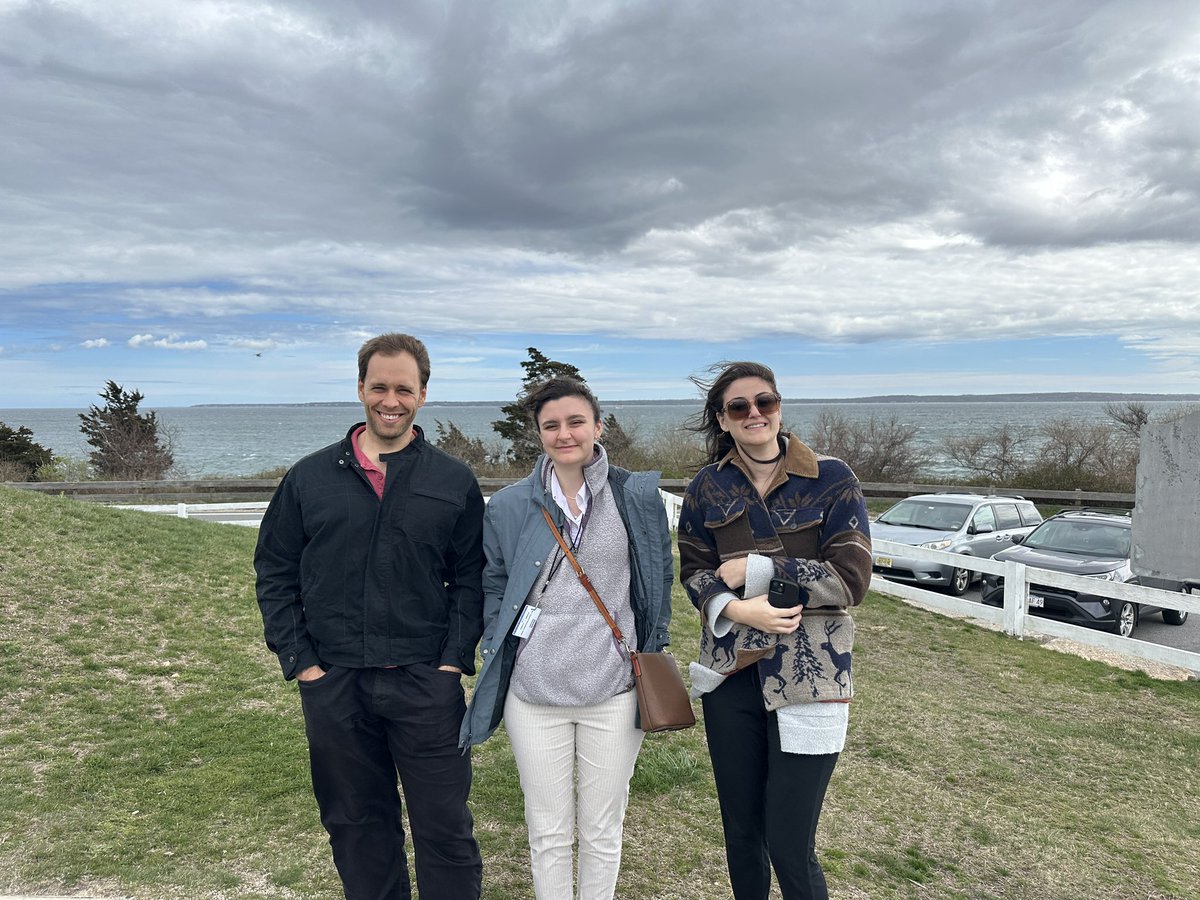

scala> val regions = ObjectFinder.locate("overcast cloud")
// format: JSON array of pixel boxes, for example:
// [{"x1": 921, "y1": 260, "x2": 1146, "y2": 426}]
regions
[{"x1": 1, "y1": 0, "x2": 1198, "y2": 405}]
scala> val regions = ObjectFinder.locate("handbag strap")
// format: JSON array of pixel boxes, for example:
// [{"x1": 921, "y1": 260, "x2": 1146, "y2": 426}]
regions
[{"x1": 540, "y1": 506, "x2": 633, "y2": 657}]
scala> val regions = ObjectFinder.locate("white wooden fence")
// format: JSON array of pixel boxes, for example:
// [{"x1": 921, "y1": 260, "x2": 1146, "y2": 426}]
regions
[
  {"x1": 870, "y1": 538, "x2": 1200, "y2": 676},
  {"x1": 117, "y1": 491, "x2": 686, "y2": 530},
  {"x1": 114, "y1": 501, "x2": 269, "y2": 526}
]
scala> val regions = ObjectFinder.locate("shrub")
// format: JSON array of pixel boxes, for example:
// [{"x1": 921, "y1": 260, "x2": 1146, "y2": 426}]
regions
[
  {"x1": 34, "y1": 455, "x2": 91, "y2": 482},
  {"x1": 434, "y1": 420, "x2": 493, "y2": 470},
  {"x1": 0, "y1": 459, "x2": 33, "y2": 482},
  {"x1": 806, "y1": 410, "x2": 930, "y2": 483},
  {"x1": 0, "y1": 421, "x2": 53, "y2": 480},
  {"x1": 943, "y1": 423, "x2": 1035, "y2": 486},
  {"x1": 612, "y1": 427, "x2": 703, "y2": 479}
]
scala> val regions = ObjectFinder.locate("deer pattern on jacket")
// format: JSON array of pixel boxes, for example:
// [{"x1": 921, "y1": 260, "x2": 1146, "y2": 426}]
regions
[
  {"x1": 697, "y1": 612, "x2": 853, "y2": 709},
  {"x1": 820, "y1": 619, "x2": 852, "y2": 691}
]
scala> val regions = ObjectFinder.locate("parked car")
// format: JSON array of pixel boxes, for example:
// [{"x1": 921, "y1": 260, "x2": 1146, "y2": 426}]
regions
[
  {"x1": 871, "y1": 493, "x2": 1043, "y2": 595},
  {"x1": 980, "y1": 508, "x2": 1190, "y2": 637}
]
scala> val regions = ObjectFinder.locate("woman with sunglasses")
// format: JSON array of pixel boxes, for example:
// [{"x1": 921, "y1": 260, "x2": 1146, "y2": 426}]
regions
[
  {"x1": 677, "y1": 361, "x2": 872, "y2": 900},
  {"x1": 459, "y1": 377, "x2": 674, "y2": 900}
]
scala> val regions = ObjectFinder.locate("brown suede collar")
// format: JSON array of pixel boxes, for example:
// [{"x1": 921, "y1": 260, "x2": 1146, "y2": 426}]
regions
[{"x1": 716, "y1": 432, "x2": 820, "y2": 494}]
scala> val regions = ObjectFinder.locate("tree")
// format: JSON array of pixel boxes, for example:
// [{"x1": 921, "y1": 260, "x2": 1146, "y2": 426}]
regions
[
  {"x1": 600, "y1": 413, "x2": 635, "y2": 468},
  {"x1": 78, "y1": 381, "x2": 174, "y2": 480},
  {"x1": 492, "y1": 348, "x2": 586, "y2": 466},
  {"x1": 943, "y1": 423, "x2": 1033, "y2": 485},
  {"x1": 806, "y1": 410, "x2": 930, "y2": 483},
  {"x1": 1103, "y1": 400, "x2": 1151, "y2": 443},
  {"x1": 1019, "y1": 417, "x2": 1133, "y2": 491},
  {"x1": 0, "y1": 421, "x2": 53, "y2": 481}
]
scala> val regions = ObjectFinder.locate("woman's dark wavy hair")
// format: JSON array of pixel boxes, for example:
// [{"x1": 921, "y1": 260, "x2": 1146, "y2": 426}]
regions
[
  {"x1": 521, "y1": 377, "x2": 602, "y2": 426},
  {"x1": 686, "y1": 361, "x2": 779, "y2": 467}
]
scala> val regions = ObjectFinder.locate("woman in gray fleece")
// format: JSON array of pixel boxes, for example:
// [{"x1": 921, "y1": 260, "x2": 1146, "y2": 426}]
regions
[{"x1": 459, "y1": 377, "x2": 674, "y2": 900}]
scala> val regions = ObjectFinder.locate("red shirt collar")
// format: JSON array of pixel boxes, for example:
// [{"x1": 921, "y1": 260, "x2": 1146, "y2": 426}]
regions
[{"x1": 351, "y1": 425, "x2": 386, "y2": 499}]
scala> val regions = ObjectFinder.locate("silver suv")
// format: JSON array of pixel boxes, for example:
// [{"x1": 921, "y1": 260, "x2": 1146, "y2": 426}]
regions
[{"x1": 871, "y1": 493, "x2": 1043, "y2": 595}]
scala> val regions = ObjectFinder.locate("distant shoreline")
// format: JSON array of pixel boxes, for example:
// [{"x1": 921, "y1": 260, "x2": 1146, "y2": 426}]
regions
[{"x1": 189, "y1": 392, "x2": 1200, "y2": 409}]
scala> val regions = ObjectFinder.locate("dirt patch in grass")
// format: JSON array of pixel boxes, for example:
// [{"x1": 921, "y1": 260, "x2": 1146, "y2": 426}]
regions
[{"x1": 1038, "y1": 636, "x2": 1194, "y2": 680}]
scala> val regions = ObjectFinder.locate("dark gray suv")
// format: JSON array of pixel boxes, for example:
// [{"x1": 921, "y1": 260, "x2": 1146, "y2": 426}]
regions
[
  {"x1": 980, "y1": 508, "x2": 1190, "y2": 637},
  {"x1": 872, "y1": 493, "x2": 1043, "y2": 595}
]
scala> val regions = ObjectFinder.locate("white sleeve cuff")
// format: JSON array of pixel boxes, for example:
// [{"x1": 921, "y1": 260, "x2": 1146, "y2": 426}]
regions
[
  {"x1": 703, "y1": 592, "x2": 740, "y2": 637},
  {"x1": 744, "y1": 553, "x2": 776, "y2": 597}
]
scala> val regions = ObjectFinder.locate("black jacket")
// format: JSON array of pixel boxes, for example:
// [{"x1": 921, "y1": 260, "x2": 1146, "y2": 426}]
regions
[{"x1": 254, "y1": 424, "x2": 485, "y2": 679}]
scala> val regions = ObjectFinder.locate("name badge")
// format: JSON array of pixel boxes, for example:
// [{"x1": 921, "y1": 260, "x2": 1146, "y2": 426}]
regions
[{"x1": 512, "y1": 605, "x2": 541, "y2": 639}]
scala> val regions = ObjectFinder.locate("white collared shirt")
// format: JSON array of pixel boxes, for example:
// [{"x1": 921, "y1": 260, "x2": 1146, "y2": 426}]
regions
[{"x1": 549, "y1": 470, "x2": 589, "y2": 543}]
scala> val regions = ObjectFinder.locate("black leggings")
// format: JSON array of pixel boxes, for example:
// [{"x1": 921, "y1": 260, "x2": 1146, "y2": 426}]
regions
[{"x1": 701, "y1": 665, "x2": 839, "y2": 900}]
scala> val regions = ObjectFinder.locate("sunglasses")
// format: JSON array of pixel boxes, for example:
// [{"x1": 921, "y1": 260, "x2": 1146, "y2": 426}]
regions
[{"x1": 720, "y1": 391, "x2": 781, "y2": 420}]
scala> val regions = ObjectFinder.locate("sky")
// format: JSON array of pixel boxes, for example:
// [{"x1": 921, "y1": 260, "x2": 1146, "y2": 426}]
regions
[{"x1": 1, "y1": 0, "x2": 1199, "y2": 408}]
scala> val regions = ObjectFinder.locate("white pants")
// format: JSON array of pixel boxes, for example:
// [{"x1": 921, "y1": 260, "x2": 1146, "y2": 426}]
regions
[{"x1": 504, "y1": 689, "x2": 645, "y2": 900}]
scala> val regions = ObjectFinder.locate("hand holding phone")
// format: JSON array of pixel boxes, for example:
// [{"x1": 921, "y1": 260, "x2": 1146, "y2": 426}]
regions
[{"x1": 768, "y1": 577, "x2": 805, "y2": 609}]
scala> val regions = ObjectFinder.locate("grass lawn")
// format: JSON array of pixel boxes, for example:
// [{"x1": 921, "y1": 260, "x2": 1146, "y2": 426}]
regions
[{"x1": 1, "y1": 485, "x2": 1198, "y2": 899}]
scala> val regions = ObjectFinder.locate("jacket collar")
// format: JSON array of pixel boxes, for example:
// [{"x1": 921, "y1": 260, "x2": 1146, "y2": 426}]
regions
[
  {"x1": 717, "y1": 432, "x2": 819, "y2": 490},
  {"x1": 340, "y1": 422, "x2": 425, "y2": 462}
]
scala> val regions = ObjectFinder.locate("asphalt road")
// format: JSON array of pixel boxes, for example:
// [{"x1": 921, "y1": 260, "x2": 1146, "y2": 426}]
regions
[{"x1": 956, "y1": 582, "x2": 1200, "y2": 654}]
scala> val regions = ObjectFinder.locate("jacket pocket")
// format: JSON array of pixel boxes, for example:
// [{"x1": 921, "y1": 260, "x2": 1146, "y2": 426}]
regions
[
  {"x1": 402, "y1": 486, "x2": 465, "y2": 546},
  {"x1": 704, "y1": 499, "x2": 756, "y2": 557},
  {"x1": 775, "y1": 506, "x2": 825, "y2": 559}
]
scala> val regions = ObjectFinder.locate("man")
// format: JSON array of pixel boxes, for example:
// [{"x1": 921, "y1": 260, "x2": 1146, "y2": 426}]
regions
[{"x1": 254, "y1": 333, "x2": 484, "y2": 900}]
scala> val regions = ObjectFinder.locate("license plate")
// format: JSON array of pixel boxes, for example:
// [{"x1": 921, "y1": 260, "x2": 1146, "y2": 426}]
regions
[
  {"x1": 876, "y1": 556, "x2": 893, "y2": 568},
  {"x1": 1028, "y1": 594, "x2": 1045, "y2": 609}
]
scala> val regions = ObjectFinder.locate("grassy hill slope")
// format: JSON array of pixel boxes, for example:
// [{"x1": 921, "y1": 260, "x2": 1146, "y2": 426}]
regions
[{"x1": 1, "y1": 486, "x2": 1197, "y2": 899}]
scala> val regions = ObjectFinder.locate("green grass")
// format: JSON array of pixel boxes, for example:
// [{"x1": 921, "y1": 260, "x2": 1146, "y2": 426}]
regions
[{"x1": 1, "y1": 485, "x2": 1198, "y2": 899}]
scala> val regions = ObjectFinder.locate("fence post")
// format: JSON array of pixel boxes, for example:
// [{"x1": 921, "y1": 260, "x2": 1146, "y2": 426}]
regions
[
  {"x1": 176, "y1": 503, "x2": 188, "y2": 519},
  {"x1": 1002, "y1": 559, "x2": 1026, "y2": 638}
]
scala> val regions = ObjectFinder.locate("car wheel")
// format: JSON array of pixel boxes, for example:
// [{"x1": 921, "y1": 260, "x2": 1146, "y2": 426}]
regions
[
  {"x1": 1113, "y1": 601, "x2": 1138, "y2": 637},
  {"x1": 1162, "y1": 608, "x2": 1189, "y2": 626},
  {"x1": 946, "y1": 566, "x2": 970, "y2": 596}
]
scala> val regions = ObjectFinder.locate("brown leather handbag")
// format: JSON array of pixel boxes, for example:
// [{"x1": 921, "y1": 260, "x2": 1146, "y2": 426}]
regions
[{"x1": 541, "y1": 507, "x2": 695, "y2": 733}]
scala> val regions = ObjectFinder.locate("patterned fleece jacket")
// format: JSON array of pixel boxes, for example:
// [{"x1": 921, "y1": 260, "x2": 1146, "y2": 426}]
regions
[{"x1": 677, "y1": 434, "x2": 873, "y2": 710}]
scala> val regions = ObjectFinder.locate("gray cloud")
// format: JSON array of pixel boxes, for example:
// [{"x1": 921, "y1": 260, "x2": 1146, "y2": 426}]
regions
[{"x1": 1, "y1": 0, "x2": 1198, "y2": 374}]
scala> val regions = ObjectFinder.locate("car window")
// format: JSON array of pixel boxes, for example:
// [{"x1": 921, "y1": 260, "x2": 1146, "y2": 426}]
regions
[
  {"x1": 993, "y1": 504, "x2": 1021, "y2": 529},
  {"x1": 1023, "y1": 520, "x2": 1130, "y2": 556},
  {"x1": 971, "y1": 505, "x2": 997, "y2": 532},
  {"x1": 877, "y1": 500, "x2": 970, "y2": 530},
  {"x1": 1018, "y1": 503, "x2": 1043, "y2": 526}
]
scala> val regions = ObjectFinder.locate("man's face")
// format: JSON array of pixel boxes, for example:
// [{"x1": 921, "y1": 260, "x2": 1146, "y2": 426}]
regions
[{"x1": 357, "y1": 351, "x2": 427, "y2": 448}]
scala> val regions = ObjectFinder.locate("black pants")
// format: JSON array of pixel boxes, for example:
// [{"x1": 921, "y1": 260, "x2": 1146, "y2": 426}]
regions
[
  {"x1": 701, "y1": 666, "x2": 839, "y2": 900},
  {"x1": 298, "y1": 664, "x2": 482, "y2": 900}
]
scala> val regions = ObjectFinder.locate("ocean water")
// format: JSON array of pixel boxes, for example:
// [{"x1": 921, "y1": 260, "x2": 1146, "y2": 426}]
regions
[{"x1": 4, "y1": 399, "x2": 1193, "y2": 480}]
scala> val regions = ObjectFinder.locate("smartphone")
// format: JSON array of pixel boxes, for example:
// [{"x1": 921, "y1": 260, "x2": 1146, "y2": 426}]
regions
[{"x1": 768, "y1": 578, "x2": 804, "y2": 609}]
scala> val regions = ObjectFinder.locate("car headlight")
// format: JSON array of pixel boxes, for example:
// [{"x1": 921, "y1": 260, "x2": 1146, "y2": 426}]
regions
[
  {"x1": 1088, "y1": 569, "x2": 1123, "y2": 581},
  {"x1": 919, "y1": 539, "x2": 953, "y2": 551}
]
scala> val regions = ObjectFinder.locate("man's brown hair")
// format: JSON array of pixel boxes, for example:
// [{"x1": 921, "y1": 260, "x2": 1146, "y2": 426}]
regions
[{"x1": 357, "y1": 333, "x2": 431, "y2": 387}]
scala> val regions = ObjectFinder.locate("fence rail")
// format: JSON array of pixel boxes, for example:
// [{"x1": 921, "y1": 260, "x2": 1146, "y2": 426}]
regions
[
  {"x1": 109, "y1": 490, "x2": 688, "y2": 530},
  {"x1": 4, "y1": 477, "x2": 1136, "y2": 508},
  {"x1": 870, "y1": 538, "x2": 1200, "y2": 676},
  {"x1": 13, "y1": 482, "x2": 1191, "y2": 675}
]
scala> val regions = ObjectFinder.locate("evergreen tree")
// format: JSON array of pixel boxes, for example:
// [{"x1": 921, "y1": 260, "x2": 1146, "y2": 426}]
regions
[
  {"x1": 78, "y1": 381, "x2": 174, "y2": 480},
  {"x1": 492, "y1": 348, "x2": 586, "y2": 466},
  {"x1": 600, "y1": 413, "x2": 634, "y2": 467},
  {"x1": 0, "y1": 422, "x2": 53, "y2": 480}
]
